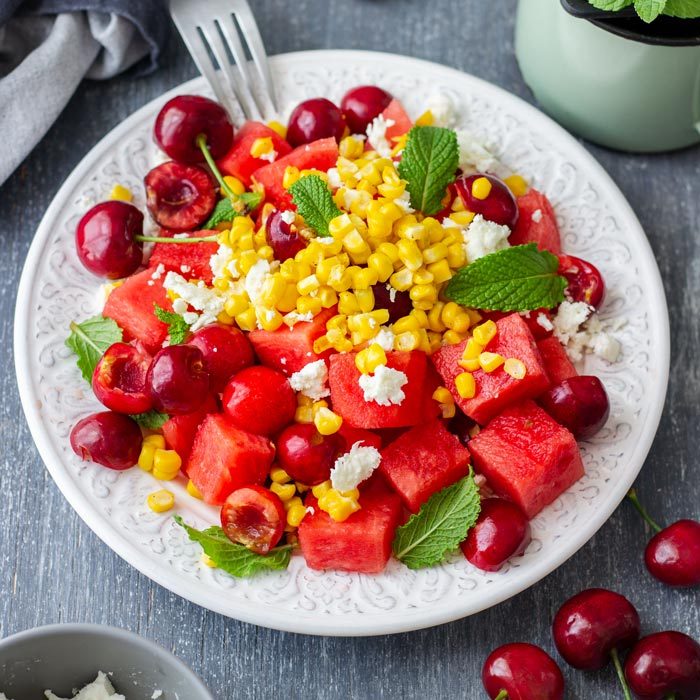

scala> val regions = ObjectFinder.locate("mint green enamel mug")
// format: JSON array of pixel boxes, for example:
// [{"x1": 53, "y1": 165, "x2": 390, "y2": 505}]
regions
[{"x1": 515, "y1": 0, "x2": 700, "y2": 152}]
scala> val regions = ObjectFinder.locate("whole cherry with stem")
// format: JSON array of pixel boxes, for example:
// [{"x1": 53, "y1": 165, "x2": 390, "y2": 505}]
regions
[{"x1": 627, "y1": 489, "x2": 700, "y2": 587}]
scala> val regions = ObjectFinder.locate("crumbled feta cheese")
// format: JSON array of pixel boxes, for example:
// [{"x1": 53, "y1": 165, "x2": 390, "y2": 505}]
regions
[
  {"x1": 151, "y1": 263, "x2": 165, "y2": 280},
  {"x1": 536, "y1": 313, "x2": 554, "y2": 332},
  {"x1": 588, "y1": 332, "x2": 621, "y2": 362},
  {"x1": 306, "y1": 505, "x2": 315, "y2": 516},
  {"x1": 553, "y1": 301, "x2": 621, "y2": 363},
  {"x1": 44, "y1": 671, "x2": 125, "y2": 700},
  {"x1": 183, "y1": 311, "x2": 199, "y2": 325},
  {"x1": 164, "y1": 271, "x2": 225, "y2": 331},
  {"x1": 455, "y1": 130, "x2": 508, "y2": 177},
  {"x1": 441, "y1": 217, "x2": 461, "y2": 229},
  {"x1": 280, "y1": 356, "x2": 287, "y2": 365},
  {"x1": 553, "y1": 301, "x2": 593, "y2": 344},
  {"x1": 259, "y1": 149, "x2": 277, "y2": 163},
  {"x1": 244, "y1": 259, "x2": 272, "y2": 305},
  {"x1": 386, "y1": 283, "x2": 397, "y2": 303},
  {"x1": 343, "y1": 188, "x2": 363, "y2": 210},
  {"x1": 226, "y1": 259, "x2": 240, "y2": 278},
  {"x1": 326, "y1": 168, "x2": 342, "y2": 190},
  {"x1": 209, "y1": 243, "x2": 233, "y2": 279},
  {"x1": 172, "y1": 297, "x2": 188, "y2": 315},
  {"x1": 358, "y1": 365, "x2": 407, "y2": 406},
  {"x1": 366, "y1": 115, "x2": 396, "y2": 158},
  {"x1": 463, "y1": 214, "x2": 510, "y2": 263},
  {"x1": 180, "y1": 264, "x2": 191, "y2": 273},
  {"x1": 280, "y1": 210, "x2": 296, "y2": 225},
  {"x1": 425, "y1": 93, "x2": 456, "y2": 127},
  {"x1": 146, "y1": 280, "x2": 154, "y2": 287},
  {"x1": 393, "y1": 190, "x2": 415, "y2": 213},
  {"x1": 151, "y1": 692, "x2": 163, "y2": 700},
  {"x1": 374, "y1": 327, "x2": 396, "y2": 351},
  {"x1": 289, "y1": 360, "x2": 330, "y2": 401},
  {"x1": 532, "y1": 208, "x2": 543, "y2": 223},
  {"x1": 330, "y1": 442, "x2": 382, "y2": 492},
  {"x1": 284, "y1": 311, "x2": 314, "y2": 326}
]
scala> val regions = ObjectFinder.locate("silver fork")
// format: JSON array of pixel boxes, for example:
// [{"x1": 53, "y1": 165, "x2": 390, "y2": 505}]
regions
[{"x1": 169, "y1": 0, "x2": 277, "y2": 122}]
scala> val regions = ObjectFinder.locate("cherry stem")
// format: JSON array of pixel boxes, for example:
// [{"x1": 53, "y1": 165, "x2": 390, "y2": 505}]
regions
[
  {"x1": 610, "y1": 648, "x2": 632, "y2": 700},
  {"x1": 135, "y1": 234, "x2": 218, "y2": 244},
  {"x1": 627, "y1": 488, "x2": 663, "y2": 533},
  {"x1": 196, "y1": 133, "x2": 238, "y2": 202},
  {"x1": 494, "y1": 691, "x2": 508, "y2": 700}
]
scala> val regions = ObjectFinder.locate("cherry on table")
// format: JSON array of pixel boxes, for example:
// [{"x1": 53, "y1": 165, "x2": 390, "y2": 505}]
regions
[
  {"x1": 461, "y1": 498, "x2": 531, "y2": 572},
  {"x1": 455, "y1": 173, "x2": 519, "y2": 228},
  {"x1": 144, "y1": 161, "x2": 216, "y2": 231},
  {"x1": 557, "y1": 254, "x2": 605, "y2": 309},
  {"x1": 154, "y1": 94, "x2": 233, "y2": 163},
  {"x1": 539, "y1": 375, "x2": 610, "y2": 439},
  {"x1": 265, "y1": 210, "x2": 307, "y2": 261},
  {"x1": 286, "y1": 98, "x2": 345, "y2": 147},
  {"x1": 147, "y1": 344, "x2": 209, "y2": 415},
  {"x1": 482, "y1": 642, "x2": 565, "y2": 700},
  {"x1": 340, "y1": 85, "x2": 393, "y2": 134},
  {"x1": 92, "y1": 342, "x2": 153, "y2": 414},
  {"x1": 70, "y1": 411, "x2": 142, "y2": 470},
  {"x1": 627, "y1": 489, "x2": 700, "y2": 587},
  {"x1": 624, "y1": 631, "x2": 700, "y2": 700},
  {"x1": 277, "y1": 423, "x2": 347, "y2": 486},
  {"x1": 221, "y1": 485, "x2": 286, "y2": 554},
  {"x1": 75, "y1": 201, "x2": 143, "y2": 279}
]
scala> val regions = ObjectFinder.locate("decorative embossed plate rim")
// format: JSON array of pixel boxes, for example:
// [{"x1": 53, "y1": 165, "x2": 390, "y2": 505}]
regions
[{"x1": 14, "y1": 51, "x2": 669, "y2": 636}]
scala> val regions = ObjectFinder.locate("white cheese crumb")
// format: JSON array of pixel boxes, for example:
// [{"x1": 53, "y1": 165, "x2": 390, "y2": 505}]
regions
[
  {"x1": 589, "y1": 332, "x2": 621, "y2": 362},
  {"x1": 164, "y1": 271, "x2": 225, "y2": 332},
  {"x1": 553, "y1": 301, "x2": 621, "y2": 363},
  {"x1": 386, "y1": 283, "x2": 397, "y2": 303},
  {"x1": 180, "y1": 264, "x2": 191, "y2": 273},
  {"x1": 553, "y1": 301, "x2": 593, "y2": 344},
  {"x1": 151, "y1": 692, "x2": 163, "y2": 700},
  {"x1": 150, "y1": 263, "x2": 165, "y2": 280},
  {"x1": 326, "y1": 168, "x2": 342, "y2": 190},
  {"x1": 425, "y1": 93, "x2": 456, "y2": 127},
  {"x1": 463, "y1": 214, "x2": 510, "y2": 263},
  {"x1": 358, "y1": 365, "x2": 407, "y2": 406},
  {"x1": 280, "y1": 356, "x2": 287, "y2": 365},
  {"x1": 172, "y1": 297, "x2": 188, "y2": 315},
  {"x1": 536, "y1": 312, "x2": 554, "y2": 332},
  {"x1": 259, "y1": 149, "x2": 277, "y2": 163},
  {"x1": 284, "y1": 310, "x2": 314, "y2": 326},
  {"x1": 147, "y1": 280, "x2": 154, "y2": 287},
  {"x1": 306, "y1": 506, "x2": 315, "y2": 516},
  {"x1": 532, "y1": 208, "x2": 543, "y2": 223},
  {"x1": 44, "y1": 671, "x2": 125, "y2": 700},
  {"x1": 455, "y1": 130, "x2": 509, "y2": 177},
  {"x1": 289, "y1": 359, "x2": 330, "y2": 401},
  {"x1": 393, "y1": 189, "x2": 415, "y2": 214},
  {"x1": 244, "y1": 259, "x2": 272, "y2": 305},
  {"x1": 330, "y1": 442, "x2": 382, "y2": 492},
  {"x1": 280, "y1": 210, "x2": 296, "y2": 225},
  {"x1": 209, "y1": 243, "x2": 233, "y2": 279},
  {"x1": 366, "y1": 114, "x2": 396, "y2": 158},
  {"x1": 226, "y1": 259, "x2": 240, "y2": 278},
  {"x1": 373, "y1": 327, "x2": 396, "y2": 351}
]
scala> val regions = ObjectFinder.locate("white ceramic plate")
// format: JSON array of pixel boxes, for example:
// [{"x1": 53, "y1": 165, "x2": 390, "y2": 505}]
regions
[{"x1": 14, "y1": 50, "x2": 669, "y2": 636}]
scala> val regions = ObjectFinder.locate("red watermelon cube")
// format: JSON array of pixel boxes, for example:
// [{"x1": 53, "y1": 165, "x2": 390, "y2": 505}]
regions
[
  {"x1": 537, "y1": 337, "x2": 578, "y2": 385},
  {"x1": 432, "y1": 313, "x2": 550, "y2": 425},
  {"x1": 218, "y1": 121, "x2": 292, "y2": 186},
  {"x1": 103, "y1": 269, "x2": 172, "y2": 354},
  {"x1": 381, "y1": 99, "x2": 412, "y2": 143},
  {"x1": 469, "y1": 400, "x2": 584, "y2": 518},
  {"x1": 252, "y1": 137, "x2": 339, "y2": 210},
  {"x1": 162, "y1": 394, "x2": 219, "y2": 465},
  {"x1": 248, "y1": 306, "x2": 336, "y2": 376},
  {"x1": 186, "y1": 414, "x2": 275, "y2": 505},
  {"x1": 379, "y1": 419, "x2": 471, "y2": 512},
  {"x1": 338, "y1": 424, "x2": 383, "y2": 451},
  {"x1": 328, "y1": 351, "x2": 430, "y2": 429},
  {"x1": 149, "y1": 230, "x2": 218, "y2": 284},
  {"x1": 298, "y1": 476, "x2": 402, "y2": 573},
  {"x1": 509, "y1": 189, "x2": 562, "y2": 254}
]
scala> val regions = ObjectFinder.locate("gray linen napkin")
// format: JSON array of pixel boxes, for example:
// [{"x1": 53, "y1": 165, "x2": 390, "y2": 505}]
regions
[{"x1": 0, "y1": 1, "x2": 169, "y2": 185}]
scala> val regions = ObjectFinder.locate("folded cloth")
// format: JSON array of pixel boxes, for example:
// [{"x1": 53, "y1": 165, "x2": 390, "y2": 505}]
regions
[{"x1": 0, "y1": 0, "x2": 169, "y2": 186}]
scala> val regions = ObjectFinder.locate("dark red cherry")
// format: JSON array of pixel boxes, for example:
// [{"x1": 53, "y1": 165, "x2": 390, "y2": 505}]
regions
[
  {"x1": 645, "y1": 520, "x2": 700, "y2": 587},
  {"x1": 371, "y1": 282, "x2": 412, "y2": 323},
  {"x1": 75, "y1": 201, "x2": 143, "y2": 279},
  {"x1": 447, "y1": 408, "x2": 477, "y2": 447},
  {"x1": 539, "y1": 375, "x2": 610, "y2": 439},
  {"x1": 482, "y1": 643, "x2": 565, "y2": 700},
  {"x1": 277, "y1": 423, "x2": 347, "y2": 486},
  {"x1": 92, "y1": 342, "x2": 152, "y2": 414},
  {"x1": 625, "y1": 632, "x2": 700, "y2": 700},
  {"x1": 147, "y1": 345, "x2": 209, "y2": 415},
  {"x1": 265, "y1": 210, "x2": 307, "y2": 261},
  {"x1": 70, "y1": 411, "x2": 142, "y2": 470},
  {"x1": 455, "y1": 173, "x2": 519, "y2": 228},
  {"x1": 461, "y1": 499, "x2": 531, "y2": 572},
  {"x1": 552, "y1": 588, "x2": 640, "y2": 671},
  {"x1": 154, "y1": 94, "x2": 233, "y2": 163},
  {"x1": 287, "y1": 98, "x2": 345, "y2": 147},
  {"x1": 340, "y1": 85, "x2": 393, "y2": 134},
  {"x1": 558, "y1": 254, "x2": 605, "y2": 309},
  {"x1": 144, "y1": 161, "x2": 216, "y2": 231}
]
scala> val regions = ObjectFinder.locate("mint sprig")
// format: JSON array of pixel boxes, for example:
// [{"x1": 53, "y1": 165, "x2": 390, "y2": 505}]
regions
[
  {"x1": 445, "y1": 244, "x2": 567, "y2": 312},
  {"x1": 633, "y1": 0, "x2": 667, "y2": 21},
  {"x1": 588, "y1": 0, "x2": 699, "y2": 20},
  {"x1": 66, "y1": 316, "x2": 123, "y2": 383},
  {"x1": 154, "y1": 304, "x2": 190, "y2": 345},
  {"x1": 662, "y1": 0, "x2": 700, "y2": 17},
  {"x1": 289, "y1": 174, "x2": 341, "y2": 237},
  {"x1": 130, "y1": 410, "x2": 169, "y2": 430},
  {"x1": 588, "y1": 0, "x2": 634, "y2": 10},
  {"x1": 397, "y1": 126, "x2": 459, "y2": 216},
  {"x1": 204, "y1": 192, "x2": 262, "y2": 229},
  {"x1": 393, "y1": 474, "x2": 481, "y2": 569},
  {"x1": 175, "y1": 516, "x2": 293, "y2": 577}
]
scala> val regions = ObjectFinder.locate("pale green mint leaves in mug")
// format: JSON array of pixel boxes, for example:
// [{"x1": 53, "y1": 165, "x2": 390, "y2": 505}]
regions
[{"x1": 589, "y1": 0, "x2": 700, "y2": 23}]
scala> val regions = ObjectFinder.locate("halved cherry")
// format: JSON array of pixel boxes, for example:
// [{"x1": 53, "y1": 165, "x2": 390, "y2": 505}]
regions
[
  {"x1": 92, "y1": 342, "x2": 153, "y2": 414},
  {"x1": 455, "y1": 173, "x2": 519, "y2": 228},
  {"x1": 557, "y1": 254, "x2": 605, "y2": 309},
  {"x1": 144, "y1": 161, "x2": 216, "y2": 231},
  {"x1": 221, "y1": 485, "x2": 286, "y2": 554},
  {"x1": 277, "y1": 423, "x2": 346, "y2": 485}
]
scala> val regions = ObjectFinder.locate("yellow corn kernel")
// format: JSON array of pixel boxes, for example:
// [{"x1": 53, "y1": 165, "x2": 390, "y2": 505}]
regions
[
  {"x1": 296, "y1": 296, "x2": 323, "y2": 316},
  {"x1": 223, "y1": 295, "x2": 248, "y2": 319},
  {"x1": 312, "y1": 480, "x2": 332, "y2": 498},
  {"x1": 237, "y1": 249, "x2": 259, "y2": 272},
  {"x1": 109, "y1": 184, "x2": 132, "y2": 202},
  {"x1": 409, "y1": 284, "x2": 437, "y2": 304},
  {"x1": 451, "y1": 313, "x2": 472, "y2": 334},
  {"x1": 442, "y1": 329, "x2": 465, "y2": 345},
  {"x1": 479, "y1": 351, "x2": 506, "y2": 373},
  {"x1": 355, "y1": 288, "x2": 375, "y2": 313},
  {"x1": 415, "y1": 109, "x2": 434, "y2": 126},
  {"x1": 392, "y1": 315, "x2": 420, "y2": 334},
  {"x1": 396, "y1": 239, "x2": 423, "y2": 271},
  {"x1": 270, "y1": 481, "x2": 296, "y2": 501},
  {"x1": 376, "y1": 241, "x2": 400, "y2": 264},
  {"x1": 138, "y1": 443, "x2": 156, "y2": 472},
  {"x1": 144, "y1": 434, "x2": 166, "y2": 449},
  {"x1": 282, "y1": 165, "x2": 300, "y2": 189},
  {"x1": 471, "y1": 176, "x2": 493, "y2": 200},
  {"x1": 450, "y1": 211, "x2": 476, "y2": 227},
  {"x1": 367, "y1": 199, "x2": 403, "y2": 239},
  {"x1": 314, "y1": 407, "x2": 343, "y2": 435},
  {"x1": 318, "y1": 489, "x2": 361, "y2": 522},
  {"x1": 504, "y1": 174, "x2": 528, "y2": 197},
  {"x1": 186, "y1": 480, "x2": 203, "y2": 499},
  {"x1": 463, "y1": 337, "x2": 484, "y2": 360},
  {"x1": 277, "y1": 284, "x2": 300, "y2": 313},
  {"x1": 283, "y1": 496, "x2": 303, "y2": 514},
  {"x1": 504, "y1": 358, "x2": 527, "y2": 380},
  {"x1": 222, "y1": 175, "x2": 245, "y2": 196},
  {"x1": 257, "y1": 245, "x2": 275, "y2": 261},
  {"x1": 458, "y1": 357, "x2": 481, "y2": 371},
  {"x1": 259, "y1": 275, "x2": 286, "y2": 307},
  {"x1": 361, "y1": 343, "x2": 387, "y2": 373},
  {"x1": 297, "y1": 273, "x2": 321, "y2": 296},
  {"x1": 339, "y1": 135, "x2": 365, "y2": 159},
  {"x1": 295, "y1": 405, "x2": 314, "y2": 424},
  {"x1": 317, "y1": 286, "x2": 338, "y2": 309},
  {"x1": 343, "y1": 232, "x2": 371, "y2": 263},
  {"x1": 257, "y1": 307, "x2": 284, "y2": 331},
  {"x1": 266, "y1": 120, "x2": 286, "y2": 138},
  {"x1": 286, "y1": 503, "x2": 308, "y2": 528},
  {"x1": 473, "y1": 320, "x2": 498, "y2": 347},
  {"x1": 367, "y1": 252, "x2": 394, "y2": 282},
  {"x1": 390, "y1": 267, "x2": 414, "y2": 291},
  {"x1": 432, "y1": 387, "x2": 454, "y2": 405},
  {"x1": 336, "y1": 291, "x2": 358, "y2": 315},
  {"x1": 217, "y1": 311, "x2": 234, "y2": 327},
  {"x1": 455, "y1": 372, "x2": 476, "y2": 399},
  {"x1": 422, "y1": 242, "x2": 448, "y2": 265},
  {"x1": 298, "y1": 393, "x2": 314, "y2": 407},
  {"x1": 250, "y1": 137, "x2": 274, "y2": 158},
  {"x1": 427, "y1": 302, "x2": 446, "y2": 332},
  {"x1": 153, "y1": 448, "x2": 182, "y2": 474},
  {"x1": 446, "y1": 243, "x2": 467, "y2": 268},
  {"x1": 394, "y1": 330, "x2": 422, "y2": 351},
  {"x1": 327, "y1": 314, "x2": 348, "y2": 332},
  {"x1": 350, "y1": 267, "x2": 377, "y2": 291},
  {"x1": 451, "y1": 194, "x2": 466, "y2": 211},
  {"x1": 147, "y1": 489, "x2": 175, "y2": 513},
  {"x1": 235, "y1": 307, "x2": 258, "y2": 332},
  {"x1": 441, "y1": 302, "x2": 462, "y2": 328},
  {"x1": 413, "y1": 268, "x2": 434, "y2": 286},
  {"x1": 201, "y1": 554, "x2": 217, "y2": 568}
]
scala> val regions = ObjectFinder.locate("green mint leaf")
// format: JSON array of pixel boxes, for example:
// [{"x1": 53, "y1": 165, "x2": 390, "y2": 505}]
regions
[
  {"x1": 588, "y1": 0, "x2": 634, "y2": 10},
  {"x1": 445, "y1": 244, "x2": 567, "y2": 312},
  {"x1": 65, "y1": 316, "x2": 123, "y2": 383},
  {"x1": 154, "y1": 303, "x2": 190, "y2": 345},
  {"x1": 397, "y1": 126, "x2": 459, "y2": 216},
  {"x1": 289, "y1": 174, "x2": 341, "y2": 237},
  {"x1": 175, "y1": 516, "x2": 293, "y2": 577},
  {"x1": 393, "y1": 474, "x2": 481, "y2": 569},
  {"x1": 204, "y1": 192, "x2": 262, "y2": 229},
  {"x1": 634, "y1": 0, "x2": 667, "y2": 20},
  {"x1": 663, "y1": 0, "x2": 700, "y2": 17},
  {"x1": 129, "y1": 410, "x2": 169, "y2": 430}
]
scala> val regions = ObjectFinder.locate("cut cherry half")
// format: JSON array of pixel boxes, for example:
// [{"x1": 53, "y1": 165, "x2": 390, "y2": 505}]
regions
[
  {"x1": 221, "y1": 485, "x2": 286, "y2": 554},
  {"x1": 92, "y1": 342, "x2": 153, "y2": 414},
  {"x1": 557, "y1": 254, "x2": 605, "y2": 309}
]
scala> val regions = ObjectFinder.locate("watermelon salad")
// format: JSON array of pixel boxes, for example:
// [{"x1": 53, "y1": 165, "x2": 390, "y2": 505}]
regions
[{"x1": 67, "y1": 85, "x2": 621, "y2": 578}]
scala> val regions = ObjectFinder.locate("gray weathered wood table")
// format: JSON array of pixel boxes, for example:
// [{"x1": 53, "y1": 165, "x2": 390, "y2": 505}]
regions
[{"x1": 1, "y1": 1, "x2": 698, "y2": 697}]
